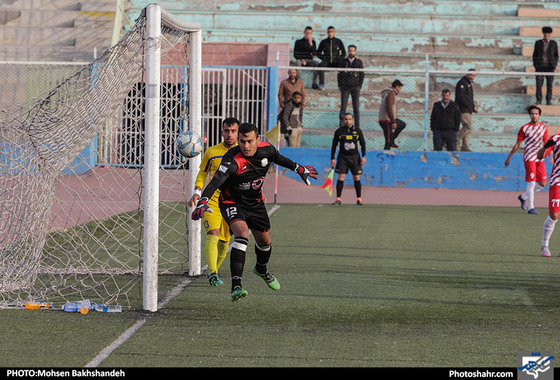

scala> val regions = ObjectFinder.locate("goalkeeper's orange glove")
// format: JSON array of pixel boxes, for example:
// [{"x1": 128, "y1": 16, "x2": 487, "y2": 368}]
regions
[{"x1": 294, "y1": 163, "x2": 318, "y2": 185}]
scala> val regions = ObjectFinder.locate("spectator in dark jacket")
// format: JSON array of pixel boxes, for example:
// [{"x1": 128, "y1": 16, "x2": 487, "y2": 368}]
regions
[
  {"x1": 316, "y1": 26, "x2": 345, "y2": 90},
  {"x1": 431, "y1": 89, "x2": 461, "y2": 151},
  {"x1": 533, "y1": 26, "x2": 559, "y2": 105},
  {"x1": 337, "y1": 45, "x2": 364, "y2": 127},
  {"x1": 455, "y1": 69, "x2": 477, "y2": 152},
  {"x1": 294, "y1": 26, "x2": 320, "y2": 89}
]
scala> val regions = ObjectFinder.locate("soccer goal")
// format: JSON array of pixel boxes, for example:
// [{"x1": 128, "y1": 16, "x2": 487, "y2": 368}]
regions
[{"x1": 0, "y1": 4, "x2": 202, "y2": 312}]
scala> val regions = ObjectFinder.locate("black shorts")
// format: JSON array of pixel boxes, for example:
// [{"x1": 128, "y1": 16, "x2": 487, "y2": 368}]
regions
[
  {"x1": 335, "y1": 154, "x2": 362, "y2": 175},
  {"x1": 219, "y1": 200, "x2": 270, "y2": 232}
]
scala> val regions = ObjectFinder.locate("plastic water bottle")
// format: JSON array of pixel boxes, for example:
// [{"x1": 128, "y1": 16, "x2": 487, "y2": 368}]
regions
[
  {"x1": 25, "y1": 301, "x2": 52, "y2": 309},
  {"x1": 93, "y1": 304, "x2": 122, "y2": 313},
  {"x1": 61, "y1": 300, "x2": 91, "y2": 314}
]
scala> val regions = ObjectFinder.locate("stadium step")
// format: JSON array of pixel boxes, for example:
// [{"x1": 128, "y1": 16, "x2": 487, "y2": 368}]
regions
[
  {"x1": 0, "y1": 44, "x2": 95, "y2": 61},
  {"x1": 141, "y1": 0, "x2": 560, "y2": 75},
  {"x1": 0, "y1": 0, "x2": 127, "y2": 62},
  {"x1": 0, "y1": 0, "x2": 80, "y2": 11},
  {"x1": 0, "y1": 26, "x2": 77, "y2": 46},
  {"x1": 525, "y1": 85, "x2": 560, "y2": 96},
  {"x1": 153, "y1": 11, "x2": 558, "y2": 37},
  {"x1": 0, "y1": 9, "x2": 115, "y2": 28},
  {"x1": 216, "y1": 30, "x2": 532, "y2": 56},
  {"x1": 519, "y1": 27, "x2": 560, "y2": 38},
  {"x1": 154, "y1": 0, "x2": 545, "y2": 18},
  {"x1": 535, "y1": 104, "x2": 560, "y2": 116},
  {"x1": 518, "y1": 6, "x2": 560, "y2": 18}
]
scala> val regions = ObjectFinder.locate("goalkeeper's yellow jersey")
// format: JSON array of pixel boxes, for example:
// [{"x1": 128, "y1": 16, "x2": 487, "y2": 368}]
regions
[{"x1": 195, "y1": 142, "x2": 235, "y2": 203}]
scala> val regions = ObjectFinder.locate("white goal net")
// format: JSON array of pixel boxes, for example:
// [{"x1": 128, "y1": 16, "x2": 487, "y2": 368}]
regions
[{"x1": 0, "y1": 4, "x2": 202, "y2": 311}]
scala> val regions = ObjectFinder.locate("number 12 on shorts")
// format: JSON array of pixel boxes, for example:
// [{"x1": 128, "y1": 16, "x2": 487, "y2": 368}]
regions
[{"x1": 225, "y1": 206, "x2": 238, "y2": 219}]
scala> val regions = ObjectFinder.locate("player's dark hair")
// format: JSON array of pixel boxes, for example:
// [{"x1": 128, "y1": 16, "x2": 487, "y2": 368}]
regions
[
  {"x1": 239, "y1": 122, "x2": 259, "y2": 136},
  {"x1": 223, "y1": 117, "x2": 240, "y2": 128},
  {"x1": 304, "y1": 26, "x2": 312, "y2": 31},
  {"x1": 441, "y1": 89, "x2": 451, "y2": 94},
  {"x1": 528, "y1": 105, "x2": 542, "y2": 115}
]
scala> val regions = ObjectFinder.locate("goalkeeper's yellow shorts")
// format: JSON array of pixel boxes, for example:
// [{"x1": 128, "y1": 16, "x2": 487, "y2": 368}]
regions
[{"x1": 202, "y1": 198, "x2": 231, "y2": 242}]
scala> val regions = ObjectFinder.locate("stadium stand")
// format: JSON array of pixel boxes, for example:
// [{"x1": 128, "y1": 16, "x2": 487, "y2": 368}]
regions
[
  {"x1": 4, "y1": 0, "x2": 560, "y2": 151},
  {"x1": 122, "y1": 0, "x2": 560, "y2": 151},
  {"x1": 0, "y1": 0, "x2": 126, "y2": 62}
]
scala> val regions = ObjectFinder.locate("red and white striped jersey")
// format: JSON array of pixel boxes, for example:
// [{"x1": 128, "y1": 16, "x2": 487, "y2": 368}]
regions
[
  {"x1": 517, "y1": 122, "x2": 548, "y2": 162},
  {"x1": 548, "y1": 134, "x2": 560, "y2": 186}
]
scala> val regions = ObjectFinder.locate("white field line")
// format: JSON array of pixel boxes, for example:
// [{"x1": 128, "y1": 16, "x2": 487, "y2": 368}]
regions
[{"x1": 85, "y1": 204, "x2": 281, "y2": 367}]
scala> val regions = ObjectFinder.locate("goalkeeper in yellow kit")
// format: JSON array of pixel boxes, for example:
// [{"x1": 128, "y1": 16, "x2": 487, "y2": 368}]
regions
[{"x1": 188, "y1": 118, "x2": 239, "y2": 286}]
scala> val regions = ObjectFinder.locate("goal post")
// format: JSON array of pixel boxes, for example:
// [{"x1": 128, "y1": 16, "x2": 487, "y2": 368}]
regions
[
  {"x1": 143, "y1": 4, "x2": 202, "y2": 312},
  {"x1": 0, "y1": 4, "x2": 203, "y2": 312}
]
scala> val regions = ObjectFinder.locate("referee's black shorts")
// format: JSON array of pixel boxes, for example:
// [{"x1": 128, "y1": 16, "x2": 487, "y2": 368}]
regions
[
  {"x1": 219, "y1": 200, "x2": 270, "y2": 232},
  {"x1": 335, "y1": 153, "x2": 362, "y2": 175}
]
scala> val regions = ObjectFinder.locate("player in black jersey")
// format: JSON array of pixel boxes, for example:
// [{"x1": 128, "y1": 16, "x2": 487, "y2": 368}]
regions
[
  {"x1": 192, "y1": 123, "x2": 318, "y2": 301},
  {"x1": 330, "y1": 113, "x2": 367, "y2": 205}
]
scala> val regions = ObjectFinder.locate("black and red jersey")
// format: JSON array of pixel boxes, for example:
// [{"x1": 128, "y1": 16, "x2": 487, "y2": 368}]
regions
[{"x1": 200, "y1": 142, "x2": 297, "y2": 207}]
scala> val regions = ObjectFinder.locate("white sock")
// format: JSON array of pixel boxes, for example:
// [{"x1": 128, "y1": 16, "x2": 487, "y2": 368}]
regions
[
  {"x1": 542, "y1": 216, "x2": 557, "y2": 247},
  {"x1": 526, "y1": 181, "x2": 536, "y2": 209}
]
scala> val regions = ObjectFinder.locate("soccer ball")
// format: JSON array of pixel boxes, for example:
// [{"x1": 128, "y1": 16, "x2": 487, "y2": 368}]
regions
[{"x1": 176, "y1": 130, "x2": 203, "y2": 158}]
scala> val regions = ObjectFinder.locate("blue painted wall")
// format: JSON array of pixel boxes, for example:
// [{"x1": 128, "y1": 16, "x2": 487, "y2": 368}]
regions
[{"x1": 278, "y1": 147, "x2": 532, "y2": 192}]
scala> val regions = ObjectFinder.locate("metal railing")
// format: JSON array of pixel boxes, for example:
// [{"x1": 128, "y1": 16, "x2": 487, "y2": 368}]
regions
[{"x1": 281, "y1": 64, "x2": 560, "y2": 153}]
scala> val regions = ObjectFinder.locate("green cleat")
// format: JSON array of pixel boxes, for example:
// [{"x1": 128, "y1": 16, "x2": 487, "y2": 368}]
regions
[
  {"x1": 208, "y1": 272, "x2": 223, "y2": 287},
  {"x1": 252, "y1": 265, "x2": 280, "y2": 290},
  {"x1": 231, "y1": 286, "x2": 248, "y2": 302}
]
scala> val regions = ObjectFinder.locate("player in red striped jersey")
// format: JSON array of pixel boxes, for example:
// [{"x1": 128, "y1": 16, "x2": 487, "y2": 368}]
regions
[
  {"x1": 505, "y1": 105, "x2": 551, "y2": 214},
  {"x1": 537, "y1": 133, "x2": 560, "y2": 257}
]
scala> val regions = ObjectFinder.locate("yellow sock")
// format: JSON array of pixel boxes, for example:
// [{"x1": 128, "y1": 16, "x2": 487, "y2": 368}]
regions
[
  {"x1": 205, "y1": 234, "x2": 220, "y2": 274},
  {"x1": 216, "y1": 240, "x2": 229, "y2": 271}
]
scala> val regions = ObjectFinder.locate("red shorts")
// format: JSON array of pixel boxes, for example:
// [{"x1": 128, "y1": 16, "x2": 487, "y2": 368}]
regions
[
  {"x1": 549, "y1": 185, "x2": 560, "y2": 213},
  {"x1": 525, "y1": 160, "x2": 547, "y2": 183}
]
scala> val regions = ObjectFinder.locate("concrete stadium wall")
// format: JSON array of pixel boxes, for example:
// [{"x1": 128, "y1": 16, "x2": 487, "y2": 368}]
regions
[{"x1": 279, "y1": 147, "x2": 530, "y2": 192}]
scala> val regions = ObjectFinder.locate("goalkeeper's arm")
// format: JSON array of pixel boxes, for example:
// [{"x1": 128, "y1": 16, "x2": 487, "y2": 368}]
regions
[
  {"x1": 191, "y1": 153, "x2": 240, "y2": 220},
  {"x1": 191, "y1": 178, "x2": 221, "y2": 220},
  {"x1": 272, "y1": 151, "x2": 318, "y2": 185}
]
